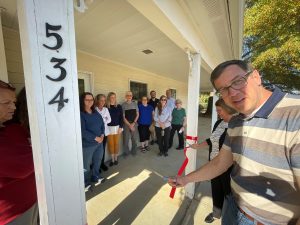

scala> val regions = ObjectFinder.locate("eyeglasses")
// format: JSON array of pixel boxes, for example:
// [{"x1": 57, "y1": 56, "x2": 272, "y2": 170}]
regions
[
  {"x1": 0, "y1": 80, "x2": 15, "y2": 91},
  {"x1": 216, "y1": 71, "x2": 253, "y2": 97}
]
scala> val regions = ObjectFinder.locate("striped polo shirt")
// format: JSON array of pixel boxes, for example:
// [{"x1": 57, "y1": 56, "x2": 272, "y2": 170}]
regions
[{"x1": 223, "y1": 87, "x2": 300, "y2": 225}]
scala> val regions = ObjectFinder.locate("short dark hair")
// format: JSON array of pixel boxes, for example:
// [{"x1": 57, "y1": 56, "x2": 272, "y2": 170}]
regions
[
  {"x1": 0, "y1": 80, "x2": 15, "y2": 91},
  {"x1": 210, "y1": 60, "x2": 253, "y2": 88}
]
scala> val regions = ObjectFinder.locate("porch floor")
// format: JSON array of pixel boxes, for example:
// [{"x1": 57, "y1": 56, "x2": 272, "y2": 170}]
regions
[{"x1": 86, "y1": 117, "x2": 221, "y2": 225}]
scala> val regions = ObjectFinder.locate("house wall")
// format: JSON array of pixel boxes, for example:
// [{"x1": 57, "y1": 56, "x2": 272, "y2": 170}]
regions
[
  {"x1": 3, "y1": 27, "x2": 24, "y2": 93},
  {"x1": 76, "y1": 50, "x2": 188, "y2": 106},
  {"x1": 2, "y1": 26, "x2": 188, "y2": 105}
]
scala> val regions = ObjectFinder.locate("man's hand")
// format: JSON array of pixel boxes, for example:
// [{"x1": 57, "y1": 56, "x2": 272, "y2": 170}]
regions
[{"x1": 168, "y1": 176, "x2": 188, "y2": 188}]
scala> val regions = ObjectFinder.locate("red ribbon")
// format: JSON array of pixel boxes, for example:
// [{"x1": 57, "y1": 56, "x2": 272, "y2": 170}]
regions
[{"x1": 169, "y1": 135, "x2": 198, "y2": 199}]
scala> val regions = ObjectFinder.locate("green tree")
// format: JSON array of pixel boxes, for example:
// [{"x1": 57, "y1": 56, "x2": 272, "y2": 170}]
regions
[{"x1": 243, "y1": 0, "x2": 300, "y2": 91}]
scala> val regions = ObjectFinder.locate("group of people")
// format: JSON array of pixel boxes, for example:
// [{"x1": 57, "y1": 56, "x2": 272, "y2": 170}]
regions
[
  {"x1": 80, "y1": 89, "x2": 187, "y2": 189},
  {"x1": 1, "y1": 59, "x2": 299, "y2": 225}
]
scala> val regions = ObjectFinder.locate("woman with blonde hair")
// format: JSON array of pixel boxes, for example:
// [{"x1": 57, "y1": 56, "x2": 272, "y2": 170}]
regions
[{"x1": 106, "y1": 92, "x2": 123, "y2": 166}]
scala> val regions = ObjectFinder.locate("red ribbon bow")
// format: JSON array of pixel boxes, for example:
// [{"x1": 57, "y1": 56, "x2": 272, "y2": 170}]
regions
[{"x1": 169, "y1": 135, "x2": 198, "y2": 198}]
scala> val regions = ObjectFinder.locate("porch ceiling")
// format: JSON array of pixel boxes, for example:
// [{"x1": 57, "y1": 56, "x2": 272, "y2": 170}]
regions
[
  {"x1": 74, "y1": 0, "x2": 193, "y2": 85},
  {"x1": 0, "y1": 0, "x2": 244, "y2": 92}
]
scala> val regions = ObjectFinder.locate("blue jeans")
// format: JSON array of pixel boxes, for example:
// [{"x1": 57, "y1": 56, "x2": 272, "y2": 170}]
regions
[
  {"x1": 222, "y1": 194, "x2": 254, "y2": 225},
  {"x1": 82, "y1": 143, "x2": 103, "y2": 185}
]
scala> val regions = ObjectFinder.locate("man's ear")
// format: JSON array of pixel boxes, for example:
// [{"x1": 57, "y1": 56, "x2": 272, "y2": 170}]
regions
[{"x1": 252, "y1": 70, "x2": 262, "y2": 86}]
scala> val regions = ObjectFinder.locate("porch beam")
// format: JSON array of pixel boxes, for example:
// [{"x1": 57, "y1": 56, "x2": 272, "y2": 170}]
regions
[
  {"x1": 185, "y1": 51, "x2": 201, "y2": 199},
  {"x1": 17, "y1": 0, "x2": 86, "y2": 224},
  {"x1": 0, "y1": 8, "x2": 8, "y2": 82},
  {"x1": 211, "y1": 92, "x2": 218, "y2": 132}
]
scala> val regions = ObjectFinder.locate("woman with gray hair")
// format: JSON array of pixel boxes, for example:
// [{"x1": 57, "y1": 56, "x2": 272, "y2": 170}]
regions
[
  {"x1": 95, "y1": 94, "x2": 111, "y2": 171},
  {"x1": 169, "y1": 99, "x2": 186, "y2": 150}
]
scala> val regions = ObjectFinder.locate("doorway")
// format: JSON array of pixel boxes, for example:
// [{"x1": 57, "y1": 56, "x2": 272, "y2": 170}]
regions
[{"x1": 78, "y1": 71, "x2": 92, "y2": 96}]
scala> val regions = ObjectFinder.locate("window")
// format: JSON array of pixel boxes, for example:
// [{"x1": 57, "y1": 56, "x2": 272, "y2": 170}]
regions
[{"x1": 130, "y1": 81, "x2": 147, "y2": 101}]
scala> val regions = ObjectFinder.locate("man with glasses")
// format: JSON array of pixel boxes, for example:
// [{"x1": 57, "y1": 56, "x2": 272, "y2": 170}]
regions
[
  {"x1": 169, "y1": 60, "x2": 300, "y2": 225},
  {"x1": 166, "y1": 89, "x2": 176, "y2": 110},
  {"x1": 122, "y1": 91, "x2": 139, "y2": 156},
  {"x1": 148, "y1": 90, "x2": 159, "y2": 145}
]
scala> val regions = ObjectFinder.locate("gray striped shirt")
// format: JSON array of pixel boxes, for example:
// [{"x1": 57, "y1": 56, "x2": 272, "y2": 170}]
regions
[{"x1": 223, "y1": 87, "x2": 300, "y2": 225}]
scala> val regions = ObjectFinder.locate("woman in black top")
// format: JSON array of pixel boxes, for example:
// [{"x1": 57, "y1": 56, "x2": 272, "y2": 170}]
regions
[
  {"x1": 106, "y1": 92, "x2": 123, "y2": 166},
  {"x1": 191, "y1": 99, "x2": 236, "y2": 223}
]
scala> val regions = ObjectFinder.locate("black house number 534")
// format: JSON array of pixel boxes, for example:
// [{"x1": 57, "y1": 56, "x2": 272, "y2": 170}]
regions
[{"x1": 43, "y1": 22, "x2": 69, "y2": 112}]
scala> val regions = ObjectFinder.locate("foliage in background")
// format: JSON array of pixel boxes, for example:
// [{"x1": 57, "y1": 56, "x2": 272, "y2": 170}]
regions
[
  {"x1": 199, "y1": 92, "x2": 210, "y2": 111},
  {"x1": 243, "y1": 0, "x2": 300, "y2": 91}
]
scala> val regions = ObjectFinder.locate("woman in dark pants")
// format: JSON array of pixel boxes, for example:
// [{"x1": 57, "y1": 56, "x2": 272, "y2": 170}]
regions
[
  {"x1": 138, "y1": 96, "x2": 154, "y2": 152},
  {"x1": 191, "y1": 98, "x2": 236, "y2": 223},
  {"x1": 169, "y1": 99, "x2": 186, "y2": 150},
  {"x1": 154, "y1": 95, "x2": 172, "y2": 157},
  {"x1": 80, "y1": 92, "x2": 105, "y2": 190}
]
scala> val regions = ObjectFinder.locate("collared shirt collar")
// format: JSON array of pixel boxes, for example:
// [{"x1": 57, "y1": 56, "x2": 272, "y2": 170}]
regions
[{"x1": 238, "y1": 87, "x2": 286, "y2": 120}]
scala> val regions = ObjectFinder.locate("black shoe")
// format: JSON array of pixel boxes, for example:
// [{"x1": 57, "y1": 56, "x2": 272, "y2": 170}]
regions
[
  {"x1": 204, "y1": 213, "x2": 215, "y2": 223},
  {"x1": 109, "y1": 161, "x2": 114, "y2": 167},
  {"x1": 164, "y1": 152, "x2": 168, "y2": 157},
  {"x1": 176, "y1": 146, "x2": 184, "y2": 150},
  {"x1": 101, "y1": 164, "x2": 108, "y2": 171},
  {"x1": 150, "y1": 140, "x2": 155, "y2": 145},
  {"x1": 114, "y1": 160, "x2": 118, "y2": 165}
]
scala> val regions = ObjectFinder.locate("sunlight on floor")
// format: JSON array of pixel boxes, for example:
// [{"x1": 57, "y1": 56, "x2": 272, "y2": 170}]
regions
[{"x1": 86, "y1": 169, "x2": 183, "y2": 225}]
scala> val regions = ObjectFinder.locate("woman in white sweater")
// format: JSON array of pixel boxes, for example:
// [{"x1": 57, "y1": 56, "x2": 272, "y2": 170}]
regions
[{"x1": 95, "y1": 94, "x2": 111, "y2": 171}]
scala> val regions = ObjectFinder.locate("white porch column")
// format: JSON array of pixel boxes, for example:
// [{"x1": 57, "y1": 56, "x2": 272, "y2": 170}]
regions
[
  {"x1": 0, "y1": 8, "x2": 8, "y2": 82},
  {"x1": 185, "y1": 52, "x2": 201, "y2": 199},
  {"x1": 17, "y1": 1, "x2": 86, "y2": 225},
  {"x1": 211, "y1": 92, "x2": 218, "y2": 131}
]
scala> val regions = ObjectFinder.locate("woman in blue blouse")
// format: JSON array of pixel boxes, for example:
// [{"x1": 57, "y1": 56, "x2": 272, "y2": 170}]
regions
[
  {"x1": 80, "y1": 92, "x2": 105, "y2": 190},
  {"x1": 154, "y1": 95, "x2": 172, "y2": 157},
  {"x1": 138, "y1": 96, "x2": 154, "y2": 152}
]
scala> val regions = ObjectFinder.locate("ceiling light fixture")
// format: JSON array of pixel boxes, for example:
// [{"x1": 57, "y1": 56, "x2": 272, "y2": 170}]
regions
[{"x1": 142, "y1": 49, "x2": 153, "y2": 55}]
